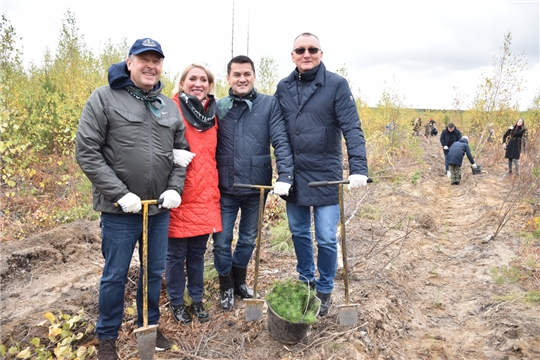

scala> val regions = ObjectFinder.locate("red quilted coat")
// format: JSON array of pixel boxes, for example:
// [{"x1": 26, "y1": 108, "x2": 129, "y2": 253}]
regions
[{"x1": 168, "y1": 96, "x2": 222, "y2": 238}]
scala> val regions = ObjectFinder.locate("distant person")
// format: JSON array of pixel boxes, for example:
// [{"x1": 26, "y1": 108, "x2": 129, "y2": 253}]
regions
[
  {"x1": 429, "y1": 118, "x2": 437, "y2": 136},
  {"x1": 412, "y1": 117, "x2": 422, "y2": 136},
  {"x1": 447, "y1": 136, "x2": 477, "y2": 185},
  {"x1": 487, "y1": 123, "x2": 495, "y2": 143},
  {"x1": 274, "y1": 32, "x2": 368, "y2": 316},
  {"x1": 76, "y1": 38, "x2": 188, "y2": 359},
  {"x1": 166, "y1": 64, "x2": 221, "y2": 325},
  {"x1": 503, "y1": 118, "x2": 527, "y2": 175},
  {"x1": 213, "y1": 55, "x2": 294, "y2": 311},
  {"x1": 440, "y1": 122, "x2": 462, "y2": 177}
]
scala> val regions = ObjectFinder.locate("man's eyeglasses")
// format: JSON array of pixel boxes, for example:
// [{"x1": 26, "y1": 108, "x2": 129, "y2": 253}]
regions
[{"x1": 293, "y1": 47, "x2": 320, "y2": 55}]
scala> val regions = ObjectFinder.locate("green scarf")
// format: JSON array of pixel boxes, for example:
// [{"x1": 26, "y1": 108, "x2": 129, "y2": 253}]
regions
[{"x1": 125, "y1": 86, "x2": 165, "y2": 118}]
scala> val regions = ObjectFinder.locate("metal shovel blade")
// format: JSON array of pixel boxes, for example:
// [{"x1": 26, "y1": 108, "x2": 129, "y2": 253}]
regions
[
  {"x1": 245, "y1": 298, "x2": 265, "y2": 322},
  {"x1": 134, "y1": 324, "x2": 158, "y2": 360},
  {"x1": 338, "y1": 304, "x2": 359, "y2": 327}
]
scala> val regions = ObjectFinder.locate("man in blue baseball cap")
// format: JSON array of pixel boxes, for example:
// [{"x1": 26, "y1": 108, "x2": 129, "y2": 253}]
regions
[{"x1": 76, "y1": 38, "x2": 189, "y2": 359}]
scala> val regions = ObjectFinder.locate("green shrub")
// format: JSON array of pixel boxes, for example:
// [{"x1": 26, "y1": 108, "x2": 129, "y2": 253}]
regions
[{"x1": 266, "y1": 279, "x2": 319, "y2": 325}]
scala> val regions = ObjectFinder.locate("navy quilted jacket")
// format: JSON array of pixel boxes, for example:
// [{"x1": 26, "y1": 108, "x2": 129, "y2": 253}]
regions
[
  {"x1": 275, "y1": 62, "x2": 368, "y2": 206},
  {"x1": 216, "y1": 90, "x2": 294, "y2": 196}
]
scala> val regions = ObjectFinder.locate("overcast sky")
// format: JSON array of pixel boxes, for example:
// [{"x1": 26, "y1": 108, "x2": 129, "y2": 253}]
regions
[{"x1": 2, "y1": 0, "x2": 539, "y2": 110}]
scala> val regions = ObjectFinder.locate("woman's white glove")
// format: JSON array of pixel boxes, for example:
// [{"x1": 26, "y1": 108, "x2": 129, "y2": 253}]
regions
[
  {"x1": 273, "y1": 182, "x2": 291, "y2": 196},
  {"x1": 117, "y1": 192, "x2": 141, "y2": 213},
  {"x1": 159, "y1": 190, "x2": 181, "y2": 209},
  {"x1": 348, "y1": 174, "x2": 368, "y2": 189},
  {"x1": 173, "y1": 149, "x2": 196, "y2": 167}
]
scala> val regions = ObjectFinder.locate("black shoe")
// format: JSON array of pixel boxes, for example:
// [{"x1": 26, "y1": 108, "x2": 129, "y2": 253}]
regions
[
  {"x1": 155, "y1": 328, "x2": 171, "y2": 351},
  {"x1": 98, "y1": 339, "x2": 118, "y2": 360},
  {"x1": 232, "y1": 266, "x2": 254, "y2": 298},
  {"x1": 316, "y1": 292, "x2": 332, "y2": 316},
  {"x1": 192, "y1": 302, "x2": 210, "y2": 322},
  {"x1": 169, "y1": 303, "x2": 192, "y2": 324},
  {"x1": 219, "y1": 272, "x2": 235, "y2": 311}
]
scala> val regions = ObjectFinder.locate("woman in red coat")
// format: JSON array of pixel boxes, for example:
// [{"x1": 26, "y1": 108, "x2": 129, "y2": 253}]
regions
[
  {"x1": 166, "y1": 64, "x2": 221, "y2": 324},
  {"x1": 503, "y1": 118, "x2": 527, "y2": 175}
]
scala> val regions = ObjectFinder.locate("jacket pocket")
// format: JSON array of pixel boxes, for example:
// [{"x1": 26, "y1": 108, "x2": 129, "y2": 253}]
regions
[
  {"x1": 250, "y1": 155, "x2": 272, "y2": 185},
  {"x1": 108, "y1": 107, "x2": 144, "y2": 148},
  {"x1": 155, "y1": 116, "x2": 178, "y2": 152},
  {"x1": 217, "y1": 155, "x2": 232, "y2": 189}
]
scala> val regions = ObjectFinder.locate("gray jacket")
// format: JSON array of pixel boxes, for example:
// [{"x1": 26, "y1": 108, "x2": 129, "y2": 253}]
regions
[{"x1": 76, "y1": 79, "x2": 189, "y2": 216}]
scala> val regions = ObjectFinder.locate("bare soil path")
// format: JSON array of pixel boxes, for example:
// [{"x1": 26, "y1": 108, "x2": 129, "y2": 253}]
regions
[{"x1": 1, "y1": 138, "x2": 539, "y2": 359}]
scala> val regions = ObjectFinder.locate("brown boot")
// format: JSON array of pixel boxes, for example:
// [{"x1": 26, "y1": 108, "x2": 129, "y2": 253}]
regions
[{"x1": 98, "y1": 339, "x2": 118, "y2": 360}]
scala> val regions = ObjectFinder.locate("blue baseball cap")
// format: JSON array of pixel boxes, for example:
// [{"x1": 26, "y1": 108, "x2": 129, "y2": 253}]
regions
[{"x1": 128, "y1": 38, "x2": 165, "y2": 58}]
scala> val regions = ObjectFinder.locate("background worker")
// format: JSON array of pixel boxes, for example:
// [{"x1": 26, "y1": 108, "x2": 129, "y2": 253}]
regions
[{"x1": 440, "y1": 122, "x2": 462, "y2": 177}]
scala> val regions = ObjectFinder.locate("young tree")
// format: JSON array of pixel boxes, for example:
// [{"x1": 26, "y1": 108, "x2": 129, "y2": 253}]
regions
[
  {"x1": 469, "y1": 32, "x2": 526, "y2": 134},
  {"x1": 256, "y1": 56, "x2": 279, "y2": 95}
]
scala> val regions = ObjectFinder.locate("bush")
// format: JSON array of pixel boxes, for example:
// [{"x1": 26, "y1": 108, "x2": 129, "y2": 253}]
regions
[{"x1": 266, "y1": 279, "x2": 319, "y2": 325}]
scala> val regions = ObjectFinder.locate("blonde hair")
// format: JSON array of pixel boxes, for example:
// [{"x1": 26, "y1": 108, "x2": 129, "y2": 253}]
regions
[{"x1": 172, "y1": 63, "x2": 215, "y2": 96}]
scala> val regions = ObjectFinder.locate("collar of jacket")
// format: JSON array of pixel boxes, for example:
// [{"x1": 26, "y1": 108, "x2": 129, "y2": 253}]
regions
[
  {"x1": 217, "y1": 88, "x2": 258, "y2": 119},
  {"x1": 295, "y1": 63, "x2": 321, "y2": 82}
]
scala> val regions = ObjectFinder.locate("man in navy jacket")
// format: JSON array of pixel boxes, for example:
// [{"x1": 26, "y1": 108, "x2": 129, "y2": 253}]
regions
[
  {"x1": 274, "y1": 33, "x2": 368, "y2": 316},
  {"x1": 214, "y1": 55, "x2": 294, "y2": 311}
]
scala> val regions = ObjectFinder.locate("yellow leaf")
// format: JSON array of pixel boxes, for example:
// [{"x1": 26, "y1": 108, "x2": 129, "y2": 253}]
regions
[
  {"x1": 44, "y1": 312, "x2": 57, "y2": 324},
  {"x1": 29, "y1": 338, "x2": 40, "y2": 347},
  {"x1": 76, "y1": 346, "x2": 87, "y2": 356},
  {"x1": 58, "y1": 160, "x2": 63, "y2": 166},
  {"x1": 49, "y1": 327, "x2": 62, "y2": 337},
  {"x1": 16, "y1": 347, "x2": 31, "y2": 358}
]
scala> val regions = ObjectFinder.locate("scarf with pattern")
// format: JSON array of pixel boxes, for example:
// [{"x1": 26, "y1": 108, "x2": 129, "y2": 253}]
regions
[{"x1": 178, "y1": 92, "x2": 216, "y2": 131}]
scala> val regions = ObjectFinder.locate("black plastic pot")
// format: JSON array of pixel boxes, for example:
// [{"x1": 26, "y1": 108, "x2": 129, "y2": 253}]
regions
[{"x1": 267, "y1": 295, "x2": 321, "y2": 344}]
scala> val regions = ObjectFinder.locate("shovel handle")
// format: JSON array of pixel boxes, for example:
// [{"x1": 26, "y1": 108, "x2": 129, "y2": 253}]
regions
[
  {"x1": 113, "y1": 198, "x2": 165, "y2": 207},
  {"x1": 308, "y1": 178, "x2": 372, "y2": 187},
  {"x1": 233, "y1": 183, "x2": 274, "y2": 190}
]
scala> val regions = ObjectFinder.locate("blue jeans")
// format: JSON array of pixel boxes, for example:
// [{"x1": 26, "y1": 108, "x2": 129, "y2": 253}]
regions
[
  {"x1": 286, "y1": 202, "x2": 339, "y2": 294},
  {"x1": 444, "y1": 150, "x2": 449, "y2": 171},
  {"x1": 166, "y1": 234, "x2": 209, "y2": 305},
  {"x1": 213, "y1": 193, "x2": 265, "y2": 275},
  {"x1": 97, "y1": 211, "x2": 169, "y2": 340}
]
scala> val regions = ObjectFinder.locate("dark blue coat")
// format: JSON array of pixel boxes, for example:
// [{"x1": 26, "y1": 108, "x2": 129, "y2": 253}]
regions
[
  {"x1": 447, "y1": 138, "x2": 474, "y2": 167},
  {"x1": 275, "y1": 62, "x2": 368, "y2": 206},
  {"x1": 216, "y1": 91, "x2": 294, "y2": 196},
  {"x1": 440, "y1": 126, "x2": 462, "y2": 148}
]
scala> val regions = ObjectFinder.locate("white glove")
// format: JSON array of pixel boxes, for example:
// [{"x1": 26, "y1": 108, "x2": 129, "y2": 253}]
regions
[
  {"x1": 273, "y1": 182, "x2": 291, "y2": 196},
  {"x1": 509, "y1": 126, "x2": 514, "y2": 130},
  {"x1": 173, "y1": 149, "x2": 196, "y2": 167},
  {"x1": 348, "y1": 174, "x2": 368, "y2": 189},
  {"x1": 159, "y1": 190, "x2": 181, "y2": 209},
  {"x1": 472, "y1": 163, "x2": 477, "y2": 169},
  {"x1": 117, "y1": 192, "x2": 141, "y2": 213},
  {"x1": 443, "y1": 146, "x2": 448, "y2": 150}
]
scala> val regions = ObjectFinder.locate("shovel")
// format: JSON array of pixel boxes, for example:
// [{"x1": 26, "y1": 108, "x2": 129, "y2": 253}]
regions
[
  {"x1": 133, "y1": 199, "x2": 162, "y2": 360},
  {"x1": 232, "y1": 183, "x2": 274, "y2": 322},
  {"x1": 309, "y1": 178, "x2": 372, "y2": 326}
]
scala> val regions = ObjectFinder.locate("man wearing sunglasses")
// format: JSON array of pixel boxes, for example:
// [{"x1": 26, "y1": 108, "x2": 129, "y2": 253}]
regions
[{"x1": 274, "y1": 32, "x2": 369, "y2": 317}]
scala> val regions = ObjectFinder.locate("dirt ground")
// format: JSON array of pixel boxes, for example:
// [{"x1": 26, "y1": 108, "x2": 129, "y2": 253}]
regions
[{"x1": 1, "y1": 138, "x2": 539, "y2": 360}]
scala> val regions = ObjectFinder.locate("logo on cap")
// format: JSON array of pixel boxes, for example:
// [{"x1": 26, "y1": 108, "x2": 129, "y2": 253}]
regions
[{"x1": 142, "y1": 38, "x2": 158, "y2": 48}]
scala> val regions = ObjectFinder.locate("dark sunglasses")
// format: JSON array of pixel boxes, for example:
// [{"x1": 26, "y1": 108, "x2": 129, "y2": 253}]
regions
[{"x1": 293, "y1": 47, "x2": 320, "y2": 55}]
